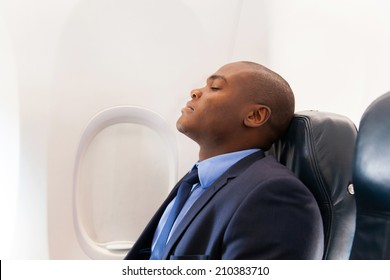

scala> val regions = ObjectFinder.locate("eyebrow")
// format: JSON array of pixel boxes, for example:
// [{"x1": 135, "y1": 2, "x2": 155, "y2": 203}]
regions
[{"x1": 207, "y1": 74, "x2": 228, "y2": 84}]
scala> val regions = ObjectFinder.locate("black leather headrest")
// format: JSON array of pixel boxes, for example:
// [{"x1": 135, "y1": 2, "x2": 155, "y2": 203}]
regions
[
  {"x1": 268, "y1": 110, "x2": 357, "y2": 259},
  {"x1": 350, "y1": 91, "x2": 390, "y2": 259}
]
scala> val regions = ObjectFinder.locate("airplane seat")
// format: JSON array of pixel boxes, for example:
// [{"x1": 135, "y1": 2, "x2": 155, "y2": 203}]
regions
[
  {"x1": 267, "y1": 110, "x2": 357, "y2": 259},
  {"x1": 349, "y1": 91, "x2": 390, "y2": 260}
]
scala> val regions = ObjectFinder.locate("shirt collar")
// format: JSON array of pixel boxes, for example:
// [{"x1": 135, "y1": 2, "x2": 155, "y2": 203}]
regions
[{"x1": 194, "y1": 149, "x2": 260, "y2": 189}]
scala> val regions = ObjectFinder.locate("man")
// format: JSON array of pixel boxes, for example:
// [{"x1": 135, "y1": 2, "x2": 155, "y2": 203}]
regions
[{"x1": 124, "y1": 61, "x2": 324, "y2": 260}]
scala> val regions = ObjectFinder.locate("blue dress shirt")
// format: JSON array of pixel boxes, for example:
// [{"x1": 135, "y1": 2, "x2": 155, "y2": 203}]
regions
[{"x1": 151, "y1": 148, "x2": 260, "y2": 251}]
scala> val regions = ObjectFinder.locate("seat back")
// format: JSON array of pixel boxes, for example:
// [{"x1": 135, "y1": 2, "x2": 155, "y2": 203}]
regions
[
  {"x1": 350, "y1": 92, "x2": 390, "y2": 260},
  {"x1": 268, "y1": 110, "x2": 357, "y2": 259}
]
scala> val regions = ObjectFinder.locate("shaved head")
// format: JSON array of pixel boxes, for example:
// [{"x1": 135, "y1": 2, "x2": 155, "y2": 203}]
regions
[
  {"x1": 222, "y1": 61, "x2": 295, "y2": 149},
  {"x1": 228, "y1": 61, "x2": 295, "y2": 148}
]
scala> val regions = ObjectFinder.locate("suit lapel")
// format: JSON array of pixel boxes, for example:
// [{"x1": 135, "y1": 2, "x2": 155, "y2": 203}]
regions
[{"x1": 161, "y1": 150, "x2": 265, "y2": 259}]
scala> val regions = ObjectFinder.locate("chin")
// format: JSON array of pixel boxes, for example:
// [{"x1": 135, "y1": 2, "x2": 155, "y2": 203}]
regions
[
  {"x1": 176, "y1": 120, "x2": 193, "y2": 137},
  {"x1": 176, "y1": 119, "x2": 185, "y2": 133}
]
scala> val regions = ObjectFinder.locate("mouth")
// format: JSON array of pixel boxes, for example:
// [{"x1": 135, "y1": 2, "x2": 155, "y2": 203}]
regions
[{"x1": 183, "y1": 102, "x2": 194, "y2": 112}]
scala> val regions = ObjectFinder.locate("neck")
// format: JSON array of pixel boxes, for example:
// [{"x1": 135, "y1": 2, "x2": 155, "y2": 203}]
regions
[{"x1": 198, "y1": 145, "x2": 258, "y2": 161}]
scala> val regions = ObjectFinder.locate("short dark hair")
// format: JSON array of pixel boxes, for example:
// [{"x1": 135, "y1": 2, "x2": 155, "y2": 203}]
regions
[{"x1": 241, "y1": 61, "x2": 295, "y2": 149}]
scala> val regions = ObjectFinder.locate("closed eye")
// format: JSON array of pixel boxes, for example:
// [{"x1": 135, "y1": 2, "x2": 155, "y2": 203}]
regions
[{"x1": 207, "y1": 75, "x2": 227, "y2": 91}]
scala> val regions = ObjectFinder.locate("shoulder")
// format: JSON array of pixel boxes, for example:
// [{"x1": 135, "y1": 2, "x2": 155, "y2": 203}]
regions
[
  {"x1": 233, "y1": 155, "x2": 315, "y2": 202},
  {"x1": 241, "y1": 155, "x2": 301, "y2": 184},
  {"x1": 222, "y1": 155, "x2": 324, "y2": 259}
]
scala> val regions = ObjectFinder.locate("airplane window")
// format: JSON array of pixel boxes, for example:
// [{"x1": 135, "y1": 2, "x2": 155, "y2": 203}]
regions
[
  {"x1": 78, "y1": 123, "x2": 170, "y2": 253},
  {"x1": 73, "y1": 106, "x2": 177, "y2": 259}
]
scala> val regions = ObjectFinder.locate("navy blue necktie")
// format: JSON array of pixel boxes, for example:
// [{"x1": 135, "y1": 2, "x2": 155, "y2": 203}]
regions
[{"x1": 150, "y1": 167, "x2": 199, "y2": 260}]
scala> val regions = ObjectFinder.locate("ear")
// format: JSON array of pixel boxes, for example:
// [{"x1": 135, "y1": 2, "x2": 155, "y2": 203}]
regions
[{"x1": 244, "y1": 105, "x2": 271, "y2": 128}]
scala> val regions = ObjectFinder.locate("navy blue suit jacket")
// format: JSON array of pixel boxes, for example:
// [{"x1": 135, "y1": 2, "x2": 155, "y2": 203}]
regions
[{"x1": 124, "y1": 151, "x2": 324, "y2": 260}]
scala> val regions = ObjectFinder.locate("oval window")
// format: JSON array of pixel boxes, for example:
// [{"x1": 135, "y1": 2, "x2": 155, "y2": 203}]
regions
[{"x1": 74, "y1": 106, "x2": 177, "y2": 259}]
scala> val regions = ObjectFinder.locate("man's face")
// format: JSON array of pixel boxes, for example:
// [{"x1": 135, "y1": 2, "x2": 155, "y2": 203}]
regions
[{"x1": 176, "y1": 62, "x2": 254, "y2": 145}]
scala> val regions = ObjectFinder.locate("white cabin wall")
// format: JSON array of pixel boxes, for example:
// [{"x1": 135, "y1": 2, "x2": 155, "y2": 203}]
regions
[
  {"x1": 0, "y1": 6, "x2": 19, "y2": 260},
  {"x1": 1, "y1": 0, "x2": 81, "y2": 259},
  {"x1": 264, "y1": 0, "x2": 390, "y2": 125}
]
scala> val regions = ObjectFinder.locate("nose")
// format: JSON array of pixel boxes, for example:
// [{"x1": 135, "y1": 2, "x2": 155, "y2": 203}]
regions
[{"x1": 190, "y1": 89, "x2": 202, "y2": 99}]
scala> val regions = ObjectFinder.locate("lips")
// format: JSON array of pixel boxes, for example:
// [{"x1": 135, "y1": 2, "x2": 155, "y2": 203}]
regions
[{"x1": 185, "y1": 102, "x2": 194, "y2": 111}]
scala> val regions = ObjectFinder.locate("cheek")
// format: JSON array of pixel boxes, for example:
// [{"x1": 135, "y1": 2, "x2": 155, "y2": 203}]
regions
[{"x1": 213, "y1": 102, "x2": 244, "y2": 123}]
